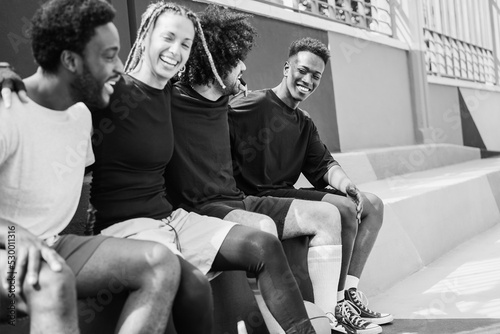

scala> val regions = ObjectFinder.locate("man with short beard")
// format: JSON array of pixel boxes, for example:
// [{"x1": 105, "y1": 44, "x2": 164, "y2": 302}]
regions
[{"x1": 0, "y1": 1, "x2": 181, "y2": 333}]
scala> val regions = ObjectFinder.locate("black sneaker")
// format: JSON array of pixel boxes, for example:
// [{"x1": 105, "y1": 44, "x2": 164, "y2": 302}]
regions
[
  {"x1": 333, "y1": 300, "x2": 382, "y2": 334},
  {"x1": 345, "y1": 288, "x2": 394, "y2": 325},
  {"x1": 326, "y1": 311, "x2": 354, "y2": 334}
]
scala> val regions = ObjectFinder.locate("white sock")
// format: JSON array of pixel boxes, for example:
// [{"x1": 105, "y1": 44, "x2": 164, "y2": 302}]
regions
[
  {"x1": 345, "y1": 275, "x2": 360, "y2": 290},
  {"x1": 307, "y1": 245, "x2": 342, "y2": 314}
]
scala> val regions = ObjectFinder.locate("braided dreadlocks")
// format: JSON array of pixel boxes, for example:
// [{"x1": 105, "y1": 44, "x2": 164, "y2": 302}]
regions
[{"x1": 124, "y1": 1, "x2": 225, "y2": 88}]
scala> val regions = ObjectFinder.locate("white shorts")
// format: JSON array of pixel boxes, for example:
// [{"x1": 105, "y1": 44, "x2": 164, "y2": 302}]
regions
[{"x1": 100, "y1": 208, "x2": 237, "y2": 278}]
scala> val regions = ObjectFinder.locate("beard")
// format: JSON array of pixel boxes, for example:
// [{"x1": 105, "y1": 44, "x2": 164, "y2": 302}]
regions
[
  {"x1": 219, "y1": 76, "x2": 240, "y2": 97},
  {"x1": 70, "y1": 63, "x2": 106, "y2": 109}
]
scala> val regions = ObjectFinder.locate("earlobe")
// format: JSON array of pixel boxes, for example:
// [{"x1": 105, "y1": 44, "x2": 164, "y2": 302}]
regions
[{"x1": 60, "y1": 50, "x2": 80, "y2": 73}]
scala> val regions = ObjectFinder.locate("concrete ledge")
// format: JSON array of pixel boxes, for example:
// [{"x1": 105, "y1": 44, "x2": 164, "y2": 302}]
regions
[
  {"x1": 359, "y1": 157, "x2": 500, "y2": 296},
  {"x1": 295, "y1": 144, "x2": 481, "y2": 187}
]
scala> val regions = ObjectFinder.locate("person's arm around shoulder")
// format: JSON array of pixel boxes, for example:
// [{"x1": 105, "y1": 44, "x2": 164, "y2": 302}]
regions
[{"x1": 0, "y1": 63, "x2": 29, "y2": 108}]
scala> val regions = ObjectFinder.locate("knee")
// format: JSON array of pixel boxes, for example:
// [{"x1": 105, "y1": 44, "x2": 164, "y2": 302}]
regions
[
  {"x1": 253, "y1": 231, "x2": 283, "y2": 258},
  {"x1": 242, "y1": 231, "x2": 285, "y2": 274},
  {"x1": 315, "y1": 202, "x2": 342, "y2": 233},
  {"x1": 141, "y1": 244, "x2": 181, "y2": 290},
  {"x1": 336, "y1": 198, "x2": 358, "y2": 234},
  {"x1": 364, "y1": 193, "x2": 384, "y2": 229},
  {"x1": 256, "y1": 215, "x2": 279, "y2": 237},
  {"x1": 370, "y1": 194, "x2": 384, "y2": 216}
]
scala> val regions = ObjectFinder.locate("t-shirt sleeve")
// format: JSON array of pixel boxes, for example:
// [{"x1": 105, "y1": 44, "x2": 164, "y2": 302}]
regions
[
  {"x1": 85, "y1": 133, "x2": 95, "y2": 167},
  {"x1": 75, "y1": 103, "x2": 95, "y2": 168},
  {"x1": 0, "y1": 107, "x2": 17, "y2": 165},
  {"x1": 302, "y1": 119, "x2": 339, "y2": 189}
]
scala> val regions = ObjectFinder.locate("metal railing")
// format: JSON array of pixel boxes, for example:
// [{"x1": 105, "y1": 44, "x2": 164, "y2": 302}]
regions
[
  {"x1": 261, "y1": 0, "x2": 394, "y2": 36},
  {"x1": 422, "y1": 0, "x2": 497, "y2": 85}
]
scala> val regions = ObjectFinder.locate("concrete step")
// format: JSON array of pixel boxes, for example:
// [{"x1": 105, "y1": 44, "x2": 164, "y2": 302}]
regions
[
  {"x1": 295, "y1": 143, "x2": 482, "y2": 186},
  {"x1": 359, "y1": 157, "x2": 500, "y2": 296},
  {"x1": 369, "y1": 222, "x2": 500, "y2": 320}
]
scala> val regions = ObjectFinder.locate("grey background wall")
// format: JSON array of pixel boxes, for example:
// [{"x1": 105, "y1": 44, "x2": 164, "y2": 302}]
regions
[
  {"x1": 131, "y1": 0, "x2": 340, "y2": 152},
  {"x1": 427, "y1": 84, "x2": 463, "y2": 146},
  {"x1": 2, "y1": 0, "x2": 498, "y2": 153},
  {"x1": 328, "y1": 30, "x2": 415, "y2": 151},
  {"x1": 0, "y1": 0, "x2": 340, "y2": 152}
]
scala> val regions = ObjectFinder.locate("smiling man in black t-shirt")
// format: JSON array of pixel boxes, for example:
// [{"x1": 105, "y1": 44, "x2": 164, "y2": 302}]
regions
[{"x1": 229, "y1": 37, "x2": 394, "y2": 333}]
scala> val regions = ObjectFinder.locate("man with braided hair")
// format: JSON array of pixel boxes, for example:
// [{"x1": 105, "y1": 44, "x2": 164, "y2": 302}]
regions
[
  {"x1": 228, "y1": 37, "x2": 393, "y2": 334},
  {"x1": 165, "y1": 5, "x2": 350, "y2": 333}
]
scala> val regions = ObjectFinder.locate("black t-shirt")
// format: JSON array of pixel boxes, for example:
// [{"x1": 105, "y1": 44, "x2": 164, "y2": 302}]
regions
[
  {"x1": 165, "y1": 82, "x2": 244, "y2": 209},
  {"x1": 228, "y1": 89, "x2": 338, "y2": 195},
  {"x1": 90, "y1": 74, "x2": 174, "y2": 232}
]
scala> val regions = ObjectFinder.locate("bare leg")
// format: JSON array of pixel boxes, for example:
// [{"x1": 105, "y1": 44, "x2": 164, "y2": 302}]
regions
[
  {"x1": 0, "y1": 249, "x2": 79, "y2": 334},
  {"x1": 281, "y1": 237, "x2": 314, "y2": 302},
  {"x1": 171, "y1": 257, "x2": 213, "y2": 334},
  {"x1": 225, "y1": 210, "x2": 315, "y2": 302},
  {"x1": 321, "y1": 194, "x2": 358, "y2": 290},
  {"x1": 283, "y1": 200, "x2": 342, "y2": 314},
  {"x1": 224, "y1": 209, "x2": 278, "y2": 236},
  {"x1": 282, "y1": 200, "x2": 341, "y2": 246},
  {"x1": 211, "y1": 225, "x2": 316, "y2": 334},
  {"x1": 346, "y1": 192, "x2": 384, "y2": 278},
  {"x1": 76, "y1": 238, "x2": 180, "y2": 334}
]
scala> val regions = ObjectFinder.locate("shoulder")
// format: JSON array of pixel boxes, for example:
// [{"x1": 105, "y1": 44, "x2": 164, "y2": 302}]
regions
[
  {"x1": 0, "y1": 95, "x2": 32, "y2": 126},
  {"x1": 229, "y1": 89, "x2": 269, "y2": 112},
  {"x1": 67, "y1": 102, "x2": 93, "y2": 131},
  {"x1": 0, "y1": 97, "x2": 27, "y2": 152},
  {"x1": 298, "y1": 107, "x2": 311, "y2": 119}
]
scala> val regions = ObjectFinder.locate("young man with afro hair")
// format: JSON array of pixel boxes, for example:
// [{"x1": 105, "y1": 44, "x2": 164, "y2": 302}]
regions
[
  {"x1": 166, "y1": 5, "x2": 348, "y2": 332},
  {"x1": 228, "y1": 37, "x2": 394, "y2": 334}
]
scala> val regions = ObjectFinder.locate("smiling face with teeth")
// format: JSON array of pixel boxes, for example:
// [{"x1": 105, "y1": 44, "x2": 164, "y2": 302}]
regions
[
  {"x1": 140, "y1": 12, "x2": 195, "y2": 89},
  {"x1": 282, "y1": 51, "x2": 325, "y2": 108},
  {"x1": 72, "y1": 22, "x2": 123, "y2": 108}
]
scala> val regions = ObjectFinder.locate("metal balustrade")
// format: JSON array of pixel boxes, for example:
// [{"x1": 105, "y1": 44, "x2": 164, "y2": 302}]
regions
[
  {"x1": 259, "y1": 0, "x2": 394, "y2": 36},
  {"x1": 422, "y1": 0, "x2": 497, "y2": 85},
  {"x1": 255, "y1": 0, "x2": 500, "y2": 85}
]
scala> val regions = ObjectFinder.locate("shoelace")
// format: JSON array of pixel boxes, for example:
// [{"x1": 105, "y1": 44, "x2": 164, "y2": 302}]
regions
[
  {"x1": 326, "y1": 312, "x2": 354, "y2": 334},
  {"x1": 355, "y1": 289, "x2": 370, "y2": 306},
  {"x1": 340, "y1": 300, "x2": 370, "y2": 327},
  {"x1": 348, "y1": 290, "x2": 378, "y2": 315}
]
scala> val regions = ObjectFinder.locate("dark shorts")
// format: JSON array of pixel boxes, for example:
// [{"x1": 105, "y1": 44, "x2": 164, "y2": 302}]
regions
[
  {"x1": 197, "y1": 196, "x2": 293, "y2": 239},
  {"x1": 52, "y1": 234, "x2": 109, "y2": 276},
  {"x1": 259, "y1": 187, "x2": 346, "y2": 201}
]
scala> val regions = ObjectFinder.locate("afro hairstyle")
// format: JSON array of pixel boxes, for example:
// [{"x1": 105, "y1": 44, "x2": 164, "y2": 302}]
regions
[
  {"x1": 288, "y1": 37, "x2": 330, "y2": 65},
  {"x1": 181, "y1": 4, "x2": 256, "y2": 87},
  {"x1": 30, "y1": 0, "x2": 115, "y2": 73}
]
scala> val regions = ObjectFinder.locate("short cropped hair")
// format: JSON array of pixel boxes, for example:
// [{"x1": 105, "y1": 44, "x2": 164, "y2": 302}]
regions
[
  {"x1": 181, "y1": 5, "x2": 256, "y2": 87},
  {"x1": 288, "y1": 37, "x2": 330, "y2": 64},
  {"x1": 30, "y1": 0, "x2": 116, "y2": 73}
]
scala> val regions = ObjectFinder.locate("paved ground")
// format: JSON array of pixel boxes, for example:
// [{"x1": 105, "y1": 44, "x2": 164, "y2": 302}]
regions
[{"x1": 369, "y1": 222, "x2": 500, "y2": 333}]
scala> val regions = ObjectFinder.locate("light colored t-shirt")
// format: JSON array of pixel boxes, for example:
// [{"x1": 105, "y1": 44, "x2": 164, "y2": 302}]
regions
[{"x1": 0, "y1": 95, "x2": 94, "y2": 241}]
